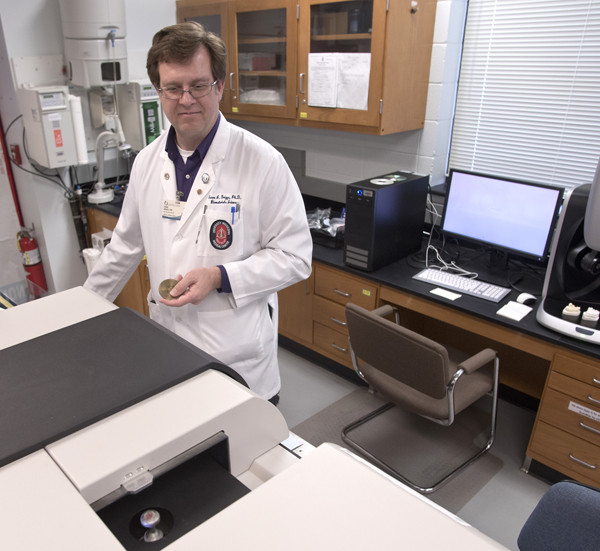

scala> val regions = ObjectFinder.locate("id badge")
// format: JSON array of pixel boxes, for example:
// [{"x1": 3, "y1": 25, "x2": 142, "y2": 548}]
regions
[{"x1": 162, "y1": 199, "x2": 185, "y2": 220}]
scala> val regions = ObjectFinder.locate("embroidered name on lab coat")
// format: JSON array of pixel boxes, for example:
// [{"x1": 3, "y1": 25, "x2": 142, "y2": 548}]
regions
[{"x1": 209, "y1": 193, "x2": 241, "y2": 204}]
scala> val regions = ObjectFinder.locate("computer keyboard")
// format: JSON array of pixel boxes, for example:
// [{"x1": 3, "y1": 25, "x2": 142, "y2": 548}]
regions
[{"x1": 413, "y1": 268, "x2": 511, "y2": 303}]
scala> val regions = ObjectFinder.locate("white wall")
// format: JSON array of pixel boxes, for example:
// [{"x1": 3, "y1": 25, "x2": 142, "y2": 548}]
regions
[{"x1": 0, "y1": 0, "x2": 464, "y2": 294}]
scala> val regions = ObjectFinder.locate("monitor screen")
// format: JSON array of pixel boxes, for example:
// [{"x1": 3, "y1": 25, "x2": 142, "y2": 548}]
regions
[{"x1": 441, "y1": 169, "x2": 564, "y2": 262}]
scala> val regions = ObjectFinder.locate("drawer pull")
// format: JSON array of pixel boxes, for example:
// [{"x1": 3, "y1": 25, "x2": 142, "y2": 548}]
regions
[
  {"x1": 569, "y1": 453, "x2": 597, "y2": 469},
  {"x1": 332, "y1": 343, "x2": 348, "y2": 353},
  {"x1": 332, "y1": 317, "x2": 347, "y2": 326},
  {"x1": 334, "y1": 288, "x2": 352, "y2": 297},
  {"x1": 594, "y1": 377, "x2": 600, "y2": 386},
  {"x1": 587, "y1": 395, "x2": 600, "y2": 405},
  {"x1": 579, "y1": 421, "x2": 600, "y2": 436}
]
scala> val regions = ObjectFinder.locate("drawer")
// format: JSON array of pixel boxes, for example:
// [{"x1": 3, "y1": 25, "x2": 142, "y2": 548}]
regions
[
  {"x1": 548, "y1": 371, "x2": 600, "y2": 408},
  {"x1": 313, "y1": 295, "x2": 349, "y2": 335},
  {"x1": 314, "y1": 265, "x2": 377, "y2": 309},
  {"x1": 313, "y1": 322, "x2": 352, "y2": 363},
  {"x1": 552, "y1": 353, "x2": 600, "y2": 387},
  {"x1": 538, "y1": 387, "x2": 600, "y2": 447},
  {"x1": 530, "y1": 421, "x2": 600, "y2": 485}
]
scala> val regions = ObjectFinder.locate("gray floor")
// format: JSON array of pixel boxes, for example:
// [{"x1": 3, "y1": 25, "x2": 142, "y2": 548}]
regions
[{"x1": 276, "y1": 346, "x2": 551, "y2": 551}]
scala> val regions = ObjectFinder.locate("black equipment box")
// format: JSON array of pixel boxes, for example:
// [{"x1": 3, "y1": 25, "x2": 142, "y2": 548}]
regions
[{"x1": 344, "y1": 171, "x2": 429, "y2": 272}]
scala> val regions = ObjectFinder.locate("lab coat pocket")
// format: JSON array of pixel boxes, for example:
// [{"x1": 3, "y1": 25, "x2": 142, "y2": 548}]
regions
[
  {"x1": 197, "y1": 204, "x2": 244, "y2": 259},
  {"x1": 197, "y1": 302, "x2": 269, "y2": 367},
  {"x1": 147, "y1": 300, "x2": 164, "y2": 326}
]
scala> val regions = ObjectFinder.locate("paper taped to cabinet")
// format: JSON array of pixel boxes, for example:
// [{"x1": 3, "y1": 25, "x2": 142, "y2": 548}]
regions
[
  {"x1": 569, "y1": 401, "x2": 600, "y2": 423},
  {"x1": 308, "y1": 53, "x2": 370, "y2": 110}
]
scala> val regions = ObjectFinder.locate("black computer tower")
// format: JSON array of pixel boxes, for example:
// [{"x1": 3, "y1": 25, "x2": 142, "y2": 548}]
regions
[{"x1": 344, "y1": 171, "x2": 429, "y2": 272}]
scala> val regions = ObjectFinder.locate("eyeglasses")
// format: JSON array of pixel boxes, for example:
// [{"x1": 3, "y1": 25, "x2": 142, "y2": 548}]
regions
[{"x1": 158, "y1": 80, "x2": 218, "y2": 100}]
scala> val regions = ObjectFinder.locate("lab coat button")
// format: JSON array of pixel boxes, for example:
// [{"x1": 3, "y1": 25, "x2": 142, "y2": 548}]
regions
[
  {"x1": 197, "y1": 189, "x2": 202, "y2": 195},
  {"x1": 164, "y1": 173, "x2": 170, "y2": 180},
  {"x1": 175, "y1": 316, "x2": 182, "y2": 323},
  {"x1": 175, "y1": 234, "x2": 183, "y2": 241},
  {"x1": 202, "y1": 173, "x2": 209, "y2": 183}
]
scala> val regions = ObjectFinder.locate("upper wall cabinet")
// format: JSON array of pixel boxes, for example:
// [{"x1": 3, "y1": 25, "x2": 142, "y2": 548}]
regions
[{"x1": 177, "y1": 0, "x2": 437, "y2": 135}]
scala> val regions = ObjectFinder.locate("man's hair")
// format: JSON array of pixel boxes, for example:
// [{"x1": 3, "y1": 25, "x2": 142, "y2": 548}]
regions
[{"x1": 146, "y1": 21, "x2": 227, "y2": 87}]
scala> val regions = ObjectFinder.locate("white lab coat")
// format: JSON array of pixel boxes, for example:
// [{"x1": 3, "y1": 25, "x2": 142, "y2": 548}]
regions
[{"x1": 84, "y1": 115, "x2": 313, "y2": 399}]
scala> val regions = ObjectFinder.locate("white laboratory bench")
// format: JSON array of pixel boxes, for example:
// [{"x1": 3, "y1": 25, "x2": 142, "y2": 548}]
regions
[{"x1": 0, "y1": 287, "x2": 509, "y2": 550}]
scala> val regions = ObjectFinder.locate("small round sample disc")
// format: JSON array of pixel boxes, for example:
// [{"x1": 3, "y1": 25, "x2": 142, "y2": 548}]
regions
[
  {"x1": 370, "y1": 178, "x2": 394, "y2": 185},
  {"x1": 158, "y1": 279, "x2": 178, "y2": 300},
  {"x1": 383, "y1": 174, "x2": 407, "y2": 182}
]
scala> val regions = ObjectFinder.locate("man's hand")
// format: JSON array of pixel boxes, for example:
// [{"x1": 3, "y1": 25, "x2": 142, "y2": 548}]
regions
[{"x1": 159, "y1": 266, "x2": 222, "y2": 307}]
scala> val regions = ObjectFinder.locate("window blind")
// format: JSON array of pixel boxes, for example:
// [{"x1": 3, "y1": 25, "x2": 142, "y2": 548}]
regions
[{"x1": 449, "y1": 0, "x2": 600, "y2": 188}]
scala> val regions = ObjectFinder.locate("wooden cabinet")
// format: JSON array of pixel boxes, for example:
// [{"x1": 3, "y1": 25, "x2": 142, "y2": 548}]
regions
[
  {"x1": 278, "y1": 271, "x2": 314, "y2": 344},
  {"x1": 178, "y1": 0, "x2": 298, "y2": 120},
  {"x1": 527, "y1": 350, "x2": 600, "y2": 487},
  {"x1": 86, "y1": 208, "x2": 151, "y2": 317},
  {"x1": 177, "y1": 0, "x2": 437, "y2": 135},
  {"x1": 278, "y1": 261, "x2": 379, "y2": 369}
]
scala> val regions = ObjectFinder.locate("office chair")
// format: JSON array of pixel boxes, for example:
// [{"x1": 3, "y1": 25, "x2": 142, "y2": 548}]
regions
[
  {"x1": 518, "y1": 480, "x2": 600, "y2": 551},
  {"x1": 342, "y1": 303, "x2": 499, "y2": 493}
]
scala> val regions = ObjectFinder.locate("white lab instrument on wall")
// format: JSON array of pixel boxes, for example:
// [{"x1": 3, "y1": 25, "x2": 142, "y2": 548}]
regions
[
  {"x1": 59, "y1": 0, "x2": 129, "y2": 88},
  {"x1": 17, "y1": 86, "x2": 80, "y2": 169},
  {"x1": 116, "y1": 81, "x2": 165, "y2": 152}
]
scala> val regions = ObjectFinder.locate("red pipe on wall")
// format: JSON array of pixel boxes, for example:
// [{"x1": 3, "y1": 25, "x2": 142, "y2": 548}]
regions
[{"x1": 0, "y1": 112, "x2": 24, "y2": 227}]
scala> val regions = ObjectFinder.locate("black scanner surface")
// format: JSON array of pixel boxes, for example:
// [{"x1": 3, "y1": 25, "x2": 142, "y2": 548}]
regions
[{"x1": 0, "y1": 307, "x2": 247, "y2": 469}]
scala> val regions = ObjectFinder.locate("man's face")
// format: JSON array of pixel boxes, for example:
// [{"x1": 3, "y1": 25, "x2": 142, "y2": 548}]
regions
[{"x1": 157, "y1": 45, "x2": 224, "y2": 151}]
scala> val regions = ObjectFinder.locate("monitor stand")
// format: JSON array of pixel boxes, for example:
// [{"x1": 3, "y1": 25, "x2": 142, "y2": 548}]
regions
[{"x1": 489, "y1": 248, "x2": 510, "y2": 270}]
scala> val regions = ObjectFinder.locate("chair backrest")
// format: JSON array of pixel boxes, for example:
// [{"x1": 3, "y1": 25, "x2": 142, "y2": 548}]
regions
[
  {"x1": 518, "y1": 481, "x2": 600, "y2": 551},
  {"x1": 345, "y1": 303, "x2": 451, "y2": 399}
]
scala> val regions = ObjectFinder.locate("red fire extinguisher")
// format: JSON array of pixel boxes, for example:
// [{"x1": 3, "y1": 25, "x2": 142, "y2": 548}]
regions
[{"x1": 17, "y1": 227, "x2": 48, "y2": 296}]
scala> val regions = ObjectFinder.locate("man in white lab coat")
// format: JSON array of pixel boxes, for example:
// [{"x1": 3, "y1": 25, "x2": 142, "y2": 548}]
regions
[{"x1": 84, "y1": 22, "x2": 312, "y2": 401}]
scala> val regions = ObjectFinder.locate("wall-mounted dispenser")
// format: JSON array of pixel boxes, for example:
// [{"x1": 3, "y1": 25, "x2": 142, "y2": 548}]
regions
[{"x1": 59, "y1": 0, "x2": 129, "y2": 88}]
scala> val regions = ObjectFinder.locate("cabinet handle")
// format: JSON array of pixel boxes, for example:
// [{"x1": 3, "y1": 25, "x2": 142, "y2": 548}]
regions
[
  {"x1": 334, "y1": 288, "x2": 351, "y2": 297},
  {"x1": 229, "y1": 72, "x2": 235, "y2": 91},
  {"x1": 332, "y1": 343, "x2": 348, "y2": 353},
  {"x1": 299, "y1": 73, "x2": 305, "y2": 94},
  {"x1": 304, "y1": 280, "x2": 309, "y2": 295},
  {"x1": 579, "y1": 421, "x2": 600, "y2": 436},
  {"x1": 332, "y1": 317, "x2": 347, "y2": 326},
  {"x1": 145, "y1": 264, "x2": 149, "y2": 281},
  {"x1": 593, "y1": 377, "x2": 600, "y2": 386},
  {"x1": 587, "y1": 394, "x2": 600, "y2": 405},
  {"x1": 568, "y1": 453, "x2": 597, "y2": 469}
]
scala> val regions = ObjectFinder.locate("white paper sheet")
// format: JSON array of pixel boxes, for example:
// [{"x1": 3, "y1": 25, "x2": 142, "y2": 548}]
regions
[
  {"x1": 496, "y1": 301, "x2": 533, "y2": 321},
  {"x1": 308, "y1": 54, "x2": 338, "y2": 108},
  {"x1": 430, "y1": 288, "x2": 461, "y2": 301},
  {"x1": 335, "y1": 53, "x2": 370, "y2": 110},
  {"x1": 308, "y1": 52, "x2": 370, "y2": 110}
]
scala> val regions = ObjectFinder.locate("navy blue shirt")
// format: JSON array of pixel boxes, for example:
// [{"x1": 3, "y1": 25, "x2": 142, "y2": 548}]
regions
[
  {"x1": 164, "y1": 114, "x2": 221, "y2": 202},
  {"x1": 164, "y1": 115, "x2": 231, "y2": 293}
]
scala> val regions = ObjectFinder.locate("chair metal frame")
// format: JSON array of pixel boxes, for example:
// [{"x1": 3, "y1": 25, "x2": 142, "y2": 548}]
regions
[{"x1": 341, "y1": 307, "x2": 500, "y2": 494}]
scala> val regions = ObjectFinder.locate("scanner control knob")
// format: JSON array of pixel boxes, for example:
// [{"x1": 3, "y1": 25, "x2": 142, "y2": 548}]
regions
[{"x1": 141, "y1": 509, "x2": 163, "y2": 542}]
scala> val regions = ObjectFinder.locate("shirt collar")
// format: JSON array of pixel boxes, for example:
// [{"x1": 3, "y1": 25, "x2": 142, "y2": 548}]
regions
[{"x1": 164, "y1": 113, "x2": 221, "y2": 165}]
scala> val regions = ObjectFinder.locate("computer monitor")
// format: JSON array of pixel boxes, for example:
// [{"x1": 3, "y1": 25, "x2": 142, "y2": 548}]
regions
[{"x1": 441, "y1": 169, "x2": 564, "y2": 264}]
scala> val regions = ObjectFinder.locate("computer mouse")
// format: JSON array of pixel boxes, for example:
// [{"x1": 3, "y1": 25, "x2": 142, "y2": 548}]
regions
[{"x1": 516, "y1": 292, "x2": 537, "y2": 306}]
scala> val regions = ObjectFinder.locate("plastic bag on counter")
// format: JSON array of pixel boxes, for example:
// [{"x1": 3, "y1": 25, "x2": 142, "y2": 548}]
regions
[{"x1": 307, "y1": 207, "x2": 345, "y2": 236}]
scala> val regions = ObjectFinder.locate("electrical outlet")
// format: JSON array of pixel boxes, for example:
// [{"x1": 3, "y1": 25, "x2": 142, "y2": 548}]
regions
[{"x1": 10, "y1": 144, "x2": 22, "y2": 165}]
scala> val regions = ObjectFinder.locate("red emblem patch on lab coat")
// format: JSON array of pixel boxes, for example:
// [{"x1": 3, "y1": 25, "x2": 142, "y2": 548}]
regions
[{"x1": 210, "y1": 220, "x2": 233, "y2": 250}]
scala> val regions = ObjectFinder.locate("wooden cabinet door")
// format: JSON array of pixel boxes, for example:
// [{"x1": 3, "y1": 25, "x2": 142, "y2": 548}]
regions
[
  {"x1": 228, "y1": 0, "x2": 298, "y2": 119},
  {"x1": 177, "y1": 1, "x2": 233, "y2": 114},
  {"x1": 297, "y1": 0, "x2": 385, "y2": 128},
  {"x1": 278, "y1": 272, "x2": 314, "y2": 344},
  {"x1": 86, "y1": 208, "x2": 149, "y2": 317}
]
